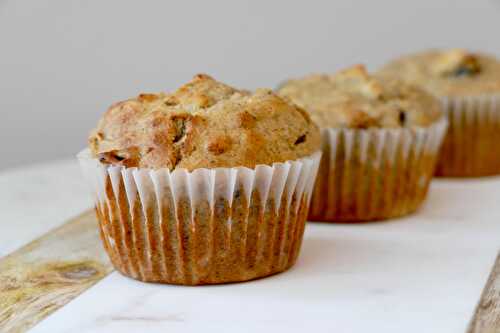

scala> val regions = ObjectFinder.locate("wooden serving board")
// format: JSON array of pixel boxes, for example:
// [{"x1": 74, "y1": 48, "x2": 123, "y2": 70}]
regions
[
  {"x1": 467, "y1": 253, "x2": 500, "y2": 333},
  {"x1": 0, "y1": 211, "x2": 113, "y2": 333},
  {"x1": 0, "y1": 209, "x2": 499, "y2": 333}
]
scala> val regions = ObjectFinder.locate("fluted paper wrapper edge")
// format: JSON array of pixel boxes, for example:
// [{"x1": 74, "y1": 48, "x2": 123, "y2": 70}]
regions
[
  {"x1": 309, "y1": 118, "x2": 448, "y2": 222},
  {"x1": 436, "y1": 95, "x2": 500, "y2": 177},
  {"x1": 78, "y1": 149, "x2": 321, "y2": 285}
]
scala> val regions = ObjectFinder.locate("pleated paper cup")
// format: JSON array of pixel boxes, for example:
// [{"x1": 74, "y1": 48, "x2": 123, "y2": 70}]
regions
[
  {"x1": 78, "y1": 149, "x2": 321, "y2": 285},
  {"x1": 435, "y1": 95, "x2": 500, "y2": 177},
  {"x1": 308, "y1": 118, "x2": 448, "y2": 222}
]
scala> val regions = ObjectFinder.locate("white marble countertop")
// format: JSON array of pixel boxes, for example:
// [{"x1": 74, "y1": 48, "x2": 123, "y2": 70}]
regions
[{"x1": 1, "y1": 159, "x2": 499, "y2": 333}]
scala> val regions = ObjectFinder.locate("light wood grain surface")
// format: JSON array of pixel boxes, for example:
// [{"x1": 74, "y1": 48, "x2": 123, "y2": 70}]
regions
[
  {"x1": 1, "y1": 209, "x2": 499, "y2": 333},
  {"x1": 468, "y1": 252, "x2": 500, "y2": 333},
  {"x1": 0, "y1": 211, "x2": 112, "y2": 333},
  {"x1": 1, "y1": 170, "x2": 500, "y2": 333}
]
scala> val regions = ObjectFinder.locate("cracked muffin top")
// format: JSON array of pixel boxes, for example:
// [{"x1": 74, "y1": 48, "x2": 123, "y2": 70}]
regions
[
  {"x1": 89, "y1": 74, "x2": 321, "y2": 170},
  {"x1": 378, "y1": 49, "x2": 500, "y2": 97},
  {"x1": 278, "y1": 65, "x2": 442, "y2": 129}
]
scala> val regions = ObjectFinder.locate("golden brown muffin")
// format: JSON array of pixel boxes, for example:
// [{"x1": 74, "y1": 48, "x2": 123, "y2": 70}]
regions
[
  {"x1": 90, "y1": 74, "x2": 320, "y2": 170},
  {"x1": 379, "y1": 49, "x2": 500, "y2": 177},
  {"x1": 80, "y1": 74, "x2": 322, "y2": 285},
  {"x1": 378, "y1": 49, "x2": 500, "y2": 97},
  {"x1": 278, "y1": 65, "x2": 447, "y2": 222},
  {"x1": 278, "y1": 65, "x2": 442, "y2": 129}
]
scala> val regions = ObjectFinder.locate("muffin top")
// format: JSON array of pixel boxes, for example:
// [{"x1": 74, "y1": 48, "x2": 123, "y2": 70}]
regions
[
  {"x1": 378, "y1": 49, "x2": 500, "y2": 97},
  {"x1": 278, "y1": 65, "x2": 442, "y2": 129},
  {"x1": 89, "y1": 74, "x2": 320, "y2": 170}
]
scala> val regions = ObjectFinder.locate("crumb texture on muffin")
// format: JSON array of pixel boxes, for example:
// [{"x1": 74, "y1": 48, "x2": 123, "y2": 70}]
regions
[
  {"x1": 89, "y1": 74, "x2": 320, "y2": 170},
  {"x1": 278, "y1": 65, "x2": 442, "y2": 129},
  {"x1": 378, "y1": 49, "x2": 500, "y2": 97}
]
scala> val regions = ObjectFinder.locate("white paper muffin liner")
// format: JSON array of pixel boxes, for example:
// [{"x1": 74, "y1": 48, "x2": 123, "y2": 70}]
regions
[
  {"x1": 309, "y1": 118, "x2": 448, "y2": 222},
  {"x1": 78, "y1": 149, "x2": 321, "y2": 285},
  {"x1": 436, "y1": 95, "x2": 500, "y2": 177}
]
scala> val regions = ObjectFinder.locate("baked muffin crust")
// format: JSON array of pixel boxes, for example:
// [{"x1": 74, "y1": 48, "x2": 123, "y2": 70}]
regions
[
  {"x1": 89, "y1": 74, "x2": 320, "y2": 170},
  {"x1": 378, "y1": 49, "x2": 500, "y2": 97},
  {"x1": 278, "y1": 65, "x2": 442, "y2": 129}
]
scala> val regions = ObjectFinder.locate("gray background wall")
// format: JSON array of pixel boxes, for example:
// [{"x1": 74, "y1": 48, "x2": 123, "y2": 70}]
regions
[{"x1": 2, "y1": 0, "x2": 500, "y2": 170}]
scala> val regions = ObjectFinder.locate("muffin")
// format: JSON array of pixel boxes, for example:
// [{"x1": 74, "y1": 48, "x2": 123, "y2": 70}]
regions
[
  {"x1": 378, "y1": 49, "x2": 500, "y2": 177},
  {"x1": 78, "y1": 74, "x2": 321, "y2": 285},
  {"x1": 279, "y1": 65, "x2": 447, "y2": 222}
]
